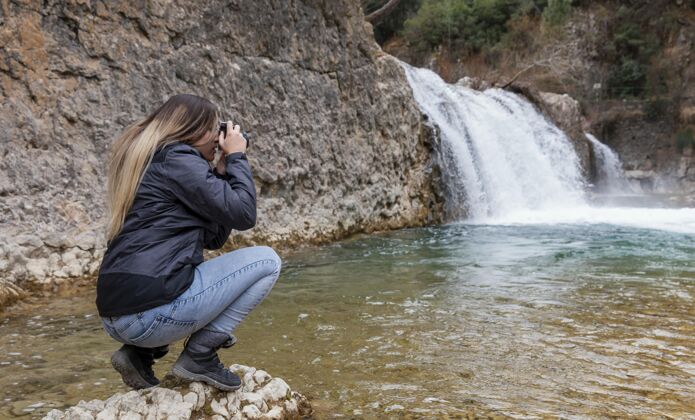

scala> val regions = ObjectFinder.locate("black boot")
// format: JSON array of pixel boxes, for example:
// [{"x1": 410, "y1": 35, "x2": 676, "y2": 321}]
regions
[
  {"x1": 152, "y1": 344, "x2": 169, "y2": 359},
  {"x1": 111, "y1": 344, "x2": 160, "y2": 389},
  {"x1": 171, "y1": 330, "x2": 241, "y2": 391}
]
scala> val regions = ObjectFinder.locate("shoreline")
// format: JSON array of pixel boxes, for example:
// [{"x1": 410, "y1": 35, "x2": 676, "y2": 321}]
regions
[{"x1": 0, "y1": 218, "x2": 442, "y2": 314}]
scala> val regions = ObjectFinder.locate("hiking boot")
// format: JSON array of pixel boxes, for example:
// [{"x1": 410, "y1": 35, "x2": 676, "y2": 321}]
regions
[
  {"x1": 219, "y1": 335, "x2": 237, "y2": 349},
  {"x1": 171, "y1": 347, "x2": 241, "y2": 391},
  {"x1": 152, "y1": 344, "x2": 169, "y2": 359},
  {"x1": 110, "y1": 344, "x2": 159, "y2": 389},
  {"x1": 171, "y1": 330, "x2": 240, "y2": 391}
]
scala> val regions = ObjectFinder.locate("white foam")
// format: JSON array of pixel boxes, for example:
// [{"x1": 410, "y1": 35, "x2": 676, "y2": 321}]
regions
[{"x1": 468, "y1": 205, "x2": 695, "y2": 235}]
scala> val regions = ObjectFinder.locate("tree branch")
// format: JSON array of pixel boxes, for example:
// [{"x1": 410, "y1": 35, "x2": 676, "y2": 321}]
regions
[
  {"x1": 501, "y1": 63, "x2": 537, "y2": 89},
  {"x1": 365, "y1": 0, "x2": 402, "y2": 25}
]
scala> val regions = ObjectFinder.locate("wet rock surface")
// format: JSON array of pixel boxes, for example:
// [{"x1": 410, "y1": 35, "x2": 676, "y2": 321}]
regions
[
  {"x1": 0, "y1": 0, "x2": 445, "y2": 304},
  {"x1": 42, "y1": 364, "x2": 312, "y2": 420}
]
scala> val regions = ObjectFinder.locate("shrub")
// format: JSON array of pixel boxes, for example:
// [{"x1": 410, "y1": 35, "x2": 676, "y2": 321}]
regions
[
  {"x1": 607, "y1": 59, "x2": 646, "y2": 98},
  {"x1": 542, "y1": 0, "x2": 571, "y2": 27},
  {"x1": 403, "y1": 0, "x2": 523, "y2": 52},
  {"x1": 602, "y1": 6, "x2": 663, "y2": 99},
  {"x1": 402, "y1": 0, "x2": 466, "y2": 49}
]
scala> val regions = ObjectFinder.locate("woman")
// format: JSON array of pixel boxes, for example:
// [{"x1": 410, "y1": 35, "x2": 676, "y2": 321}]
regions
[{"x1": 96, "y1": 94, "x2": 281, "y2": 392}]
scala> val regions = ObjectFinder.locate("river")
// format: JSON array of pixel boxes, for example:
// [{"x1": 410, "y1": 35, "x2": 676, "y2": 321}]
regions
[{"x1": 2, "y1": 215, "x2": 694, "y2": 418}]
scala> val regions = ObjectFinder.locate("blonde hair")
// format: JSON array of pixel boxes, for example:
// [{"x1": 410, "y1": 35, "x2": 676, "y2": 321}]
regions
[{"x1": 106, "y1": 94, "x2": 219, "y2": 242}]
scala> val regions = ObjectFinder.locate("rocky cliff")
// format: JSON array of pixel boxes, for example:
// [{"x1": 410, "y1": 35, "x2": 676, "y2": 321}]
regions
[{"x1": 0, "y1": 0, "x2": 445, "y2": 305}]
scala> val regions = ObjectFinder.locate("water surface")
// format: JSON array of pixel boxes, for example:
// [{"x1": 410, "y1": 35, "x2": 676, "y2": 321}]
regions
[{"x1": 1, "y1": 222, "x2": 694, "y2": 418}]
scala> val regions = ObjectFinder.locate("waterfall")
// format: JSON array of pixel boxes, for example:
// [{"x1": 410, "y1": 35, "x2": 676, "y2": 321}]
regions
[
  {"x1": 400, "y1": 62, "x2": 586, "y2": 221},
  {"x1": 584, "y1": 133, "x2": 634, "y2": 194}
]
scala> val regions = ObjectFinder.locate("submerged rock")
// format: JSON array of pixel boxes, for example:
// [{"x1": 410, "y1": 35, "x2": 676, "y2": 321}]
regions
[{"x1": 42, "y1": 364, "x2": 311, "y2": 420}]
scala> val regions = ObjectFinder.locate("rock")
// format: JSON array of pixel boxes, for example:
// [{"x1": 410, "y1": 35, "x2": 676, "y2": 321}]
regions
[
  {"x1": 241, "y1": 404, "x2": 263, "y2": 419},
  {"x1": 187, "y1": 382, "x2": 208, "y2": 411},
  {"x1": 257, "y1": 378, "x2": 290, "y2": 402},
  {"x1": 148, "y1": 387, "x2": 193, "y2": 419},
  {"x1": 62, "y1": 406, "x2": 94, "y2": 420},
  {"x1": 385, "y1": 404, "x2": 405, "y2": 412},
  {"x1": 95, "y1": 407, "x2": 117, "y2": 420},
  {"x1": 43, "y1": 410, "x2": 65, "y2": 420},
  {"x1": 536, "y1": 92, "x2": 583, "y2": 135},
  {"x1": 25, "y1": 258, "x2": 48, "y2": 279},
  {"x1": 680, "y1": 105, "x2": 695, "y2": 124},
  {"x1": 226, "y1": 391, "x2": 242, "y2": 412},
  {"x1": 211, "y1": 398, "x2": 229, "y2": 417},
  {"x1": 1, "y1": 0, "x2": 445, "y2": 305},
  {"x1": 536, "y1": 91, "x2": 590, "y2": 175},
  {"x1": 76, "y1": 400, "x2": 105, "y2": 412},
  {"x1": 261, "y1": 406, "x2": 284, "y2": 419},
  {"x1": 106, "y1": 391, "x2": 147, "y2": 416},
  {"x1": 182, "y1": 392, "x2": 198, "y2": 410},
  {"x1": 253, "y1": 370, "x2": 272, "y2": 387},
  {"x1": 282, "y1": 399, "x2": 298, "y2": 416},
  {"x1": 42, "y1": 364, "x2": 311, "y2": 419},
  {"x1": 241, "y1": 392, "x2": 268, "y2": 412}
]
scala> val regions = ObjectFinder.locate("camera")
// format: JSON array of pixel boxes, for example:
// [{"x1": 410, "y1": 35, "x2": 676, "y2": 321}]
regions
[{"x1": 219, "y1": 122, "x2": 250, "y2": 147}]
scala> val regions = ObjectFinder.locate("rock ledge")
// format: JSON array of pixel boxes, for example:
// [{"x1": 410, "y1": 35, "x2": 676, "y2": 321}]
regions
[{"x1": 42, "y1": 364, "x2": 311, "y2": 420}]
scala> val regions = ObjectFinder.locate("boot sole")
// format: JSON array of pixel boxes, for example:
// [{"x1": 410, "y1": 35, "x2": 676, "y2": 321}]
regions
[
  {"x1": 111, "y1": 350, "x2": 158, "y2": 390},
  {"x1": 172, "y1": 365, "x2": 241, "y2": 391}
]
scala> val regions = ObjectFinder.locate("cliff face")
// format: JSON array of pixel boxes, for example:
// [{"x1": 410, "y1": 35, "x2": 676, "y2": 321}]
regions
[{"x1": 0, "y1": 0, "x2": 445, "y2": 304}]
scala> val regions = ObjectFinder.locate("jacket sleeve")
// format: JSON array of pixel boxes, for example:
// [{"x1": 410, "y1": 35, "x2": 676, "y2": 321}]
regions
[
  {"x1": 165, "y1": 147, "x2": 257, "y2": 231},
  {"x1": 212, "y1": 167, "x2": 230, "y2": 180},
  {"x1": 203, "y1": 224, "x2": 233, "y2": 250}
]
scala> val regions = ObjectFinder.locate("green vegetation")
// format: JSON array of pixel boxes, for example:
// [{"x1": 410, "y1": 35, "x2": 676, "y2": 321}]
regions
[
  {"x1": 401, "y1": 0, "x2": 554, "y2": 52},
  {"x1": 602, "y1": 7, "x2": 664, "y2": 98},
  {"x1": 366, "y1": 0, "x2": 688, "y2": 106},
  {"x1": 542, "y1": 0, "x2": 572, "y2": 27}
]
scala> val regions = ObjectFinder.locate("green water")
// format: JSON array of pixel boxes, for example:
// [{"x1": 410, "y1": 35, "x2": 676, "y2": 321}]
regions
[{"x1": 1, "y1": 223, "x2": 694, "y2": 418}]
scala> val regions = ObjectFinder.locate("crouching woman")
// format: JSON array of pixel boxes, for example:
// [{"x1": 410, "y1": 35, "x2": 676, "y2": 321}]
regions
[{"x1": 96, "y1": 94, "x2": 281, "y2": 392}]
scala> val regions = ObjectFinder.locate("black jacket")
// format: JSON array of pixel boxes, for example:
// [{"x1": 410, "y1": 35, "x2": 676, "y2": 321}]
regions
[{"x1": 96, "y1": 143, "x2": 256, "y2": 317}]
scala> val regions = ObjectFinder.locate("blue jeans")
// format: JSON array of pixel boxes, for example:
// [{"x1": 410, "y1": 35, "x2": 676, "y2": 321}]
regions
[{"x1": 101, "y1": 246, "x2": 281, "y2": 348}]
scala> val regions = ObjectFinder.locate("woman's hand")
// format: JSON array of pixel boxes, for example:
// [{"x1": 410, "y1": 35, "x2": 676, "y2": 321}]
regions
[{"x1": 219, "y1": 121, "x2": 247, "y2": 155}]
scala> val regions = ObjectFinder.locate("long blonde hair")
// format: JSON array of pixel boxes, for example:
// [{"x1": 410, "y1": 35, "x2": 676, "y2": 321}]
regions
[{"x1": 106, "y1": 94, "x2": 219, "y2": 242}]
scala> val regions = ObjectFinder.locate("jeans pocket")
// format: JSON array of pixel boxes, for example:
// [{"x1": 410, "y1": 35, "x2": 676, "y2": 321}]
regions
[
  {"x1": 109, "y1": 313, "x2": 142, "y2": 335},
  {"x1": 129, "y1": 314, "x2": 197, "y2": 348}
]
